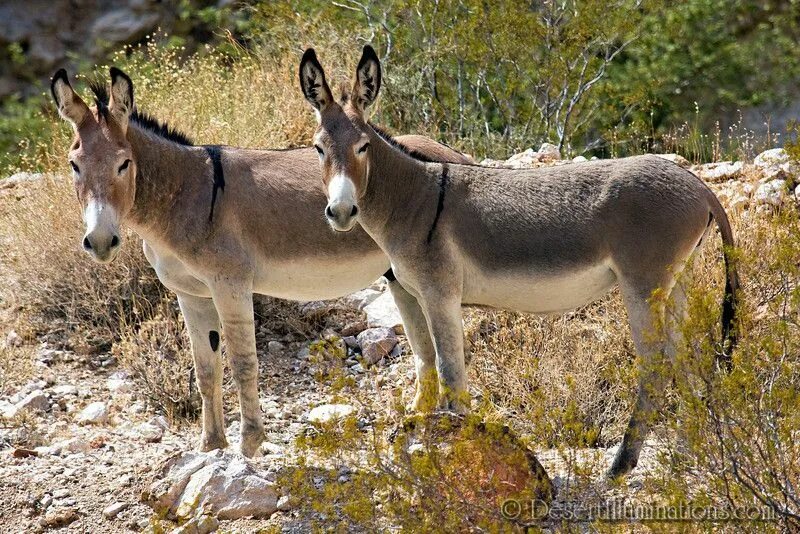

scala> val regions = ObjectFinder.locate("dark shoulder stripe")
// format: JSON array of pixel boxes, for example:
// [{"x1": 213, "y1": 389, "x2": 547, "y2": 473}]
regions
[
  {"x1": 426, "y1": 164, "x2": 449, "y2": 244},
  {"x1": 205, "y1": 146, "x2": 225, "y2": 222}
]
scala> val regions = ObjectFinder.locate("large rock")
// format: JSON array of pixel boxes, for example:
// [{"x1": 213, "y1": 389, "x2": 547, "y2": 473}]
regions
[
  {"x1": 754, "y1": 148, "x2": 789, "y2": 168},
  {"x1": 14, "y1": 390, "x2": 49, "y2": 415},
  {"x1": 654, "y1": 153, "x2": 691, "y2": 168},
  {"x1": 342, "y1": 288, "x2": 382, "y2": 310},
  {"x1": 363, "y1": 292, "x2": 404, "y2": 332},
  {"x1": 90, "y1": 9, "x2": 161, "y2": 48},
  {"x1": 692, "y1": 161, "x2": 743, "y2": 182},
  {"x1": 356, "y1": 327, "x2": 398, "y2": 365},
  {"x1": 146, "y1": 451, "x2": 278, "y2": 522},
  {"x1": 306, "y1": 403, "x2": 356, "y2": 424},
  {"x1": 754, "y1": 179, "x2": 786, "y2": 206}
]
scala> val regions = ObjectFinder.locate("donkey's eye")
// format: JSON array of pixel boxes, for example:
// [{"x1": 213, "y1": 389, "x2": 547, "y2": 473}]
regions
[
  {"x1": 314, "y1": 145, "x2": 324, "y2": 157},
  {"x1": 118, "y1": 159, "x2": 131, "y2": 174},
  {"x1": 357, "y1": 143, "x2": 370, "y2": 154},
  {"x1": 70, "y1": 161, "x2": 79, "y2": 174}
]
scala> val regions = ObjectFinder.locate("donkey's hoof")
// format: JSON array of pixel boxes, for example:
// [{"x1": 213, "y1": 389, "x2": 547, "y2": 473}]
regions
[
  {"x1": 199, "y1": 434, "x2": 228, "y2": 453},
  {"x1": 239, "y1": 431, "x2": 265, "y2": 458},
  {"x1": 436, "y1": 397, "x2": 470, "y2": 415}
]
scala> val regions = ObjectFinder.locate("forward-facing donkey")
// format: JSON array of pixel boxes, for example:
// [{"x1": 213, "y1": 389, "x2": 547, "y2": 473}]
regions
[
  {"x1": 50, "y1": 67, "x2": 472, "y2": 456},
  {"x1": 299, "y1": 46, "x2": 739, "y2": 477}
]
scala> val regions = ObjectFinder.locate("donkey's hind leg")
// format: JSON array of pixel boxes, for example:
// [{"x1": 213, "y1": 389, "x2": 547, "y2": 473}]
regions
[
  {"x1": 609, "y1": 278, "x2": 675, "y2": 478},
  {"x1": 177, "y1": 292, "x2": 228, "y2": 452}
]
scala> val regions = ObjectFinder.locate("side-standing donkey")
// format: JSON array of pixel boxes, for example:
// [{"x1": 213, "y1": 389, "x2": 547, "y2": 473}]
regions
[
  {"x1": 298, "y1": 46, "x2": 740, "y2": 477},
  {"x1": 50, "y1": 67, "x2": 472, "y2": 457}
]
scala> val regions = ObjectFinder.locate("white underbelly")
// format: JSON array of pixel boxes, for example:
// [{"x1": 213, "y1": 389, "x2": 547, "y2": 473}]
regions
[
  {"x1": 253, "y1": 252, "x2": 389, "y2": 301},
  {"x1": 463, "y1": 260, "x2": 617, "y2": 314}
]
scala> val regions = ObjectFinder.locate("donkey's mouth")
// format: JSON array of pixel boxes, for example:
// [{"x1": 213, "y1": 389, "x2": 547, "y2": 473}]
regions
[{"x1": 328, "y1": 218, "x2": 358, "y2": 233}]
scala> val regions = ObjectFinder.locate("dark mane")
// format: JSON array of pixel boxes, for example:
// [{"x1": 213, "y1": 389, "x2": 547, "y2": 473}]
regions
[
  {"x1": 368, "y1": 122, "x2": 435, "y2": 163},
  {"x1": 89, "y1": 82, "x2": 193, "y2": 146}
]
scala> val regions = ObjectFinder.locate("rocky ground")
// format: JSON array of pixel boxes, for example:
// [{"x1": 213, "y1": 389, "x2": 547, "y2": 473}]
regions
[{"x1": 0, "y1": 146, "x2": 797, "y2": 532}]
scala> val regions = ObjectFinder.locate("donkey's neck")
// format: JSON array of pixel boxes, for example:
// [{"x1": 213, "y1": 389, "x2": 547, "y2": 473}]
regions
[
  {"x1": 125, "y1": 124, "x2": 197, "y2": 239},
  {"x1": 359, "y1": 125, "x2": 441, "y2": 246}
]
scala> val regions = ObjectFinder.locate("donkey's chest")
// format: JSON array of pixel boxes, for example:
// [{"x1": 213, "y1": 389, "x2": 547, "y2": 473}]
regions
[{"x1": 462, "y1": 259, "x2": 617, "y2": 314}]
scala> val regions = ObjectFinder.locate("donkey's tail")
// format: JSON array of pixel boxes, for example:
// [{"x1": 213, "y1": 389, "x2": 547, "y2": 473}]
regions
[{"x1": 707, "y1": 189, "x2": 740, "y2": 369}]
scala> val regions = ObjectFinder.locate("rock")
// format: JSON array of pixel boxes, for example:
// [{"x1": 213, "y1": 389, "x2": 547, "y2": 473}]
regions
[
  {"x1": 50, "y1": 384, "x2": 78, "y2": 398},
  {"x1": 276, "y1": 495, "x2": 292, "y2": 512},
  {"x1": 39, "y1": 508, "x2": 79, "y2": 529},
  {"x1": 306, "y1": 404, "x2": 356, "y2": 424},
  {"x1": 90, "y1": 9, "x2": 160, "y2": 46},
  {"x1": 300, "y1": 301, "x2": 335, "y2": 320},
  {"x1": 136, "y1": 422, "x2": 164, "y2": 443},
  {"x1": 341, "y1": 321, "x2": 368, "y2": 336},
  {"x1": 754, "y1": 148, "x2": 789, "y2": 168},
  {"x1": 14, "y1": 389, "x2": 49, "y2": 415},
  {"x1": 363, "y1": 293, "x2": 404, "y2": 333},
  {"x1": 536, "y1": 142, "x2": 561, "y2": 162},
  {"x1": 53, "y1": 437, "x2": 90, "y2": 454},
  {"x1": 342, "y1": 288, "x2": 382, "y2": 310},
  {"x1": 76, "y1": 401, "x2": 108, "y2": 425},
  {"x1": 356, "y1": 327, "x2": 398, "y2": 365},
  {"x1": 170, "y1": 514, "x2": 219, "y2": 534},
  {"x1": 103, "y1": 501, "x2": 127, "y2": 519},
  {"x1": 342, "y1": 336, "x2": 359, "y2": 349},
  {"x1": 146, "y1": 451, "x2": 278, "y2": 522},
  {"x1": 754, "y1": 179, "x2": 786, "y2": 206},
  {"x1": 571, "y1": 155, "x2": 587, "y2": 163},
  {"x1": 107, "y1": 371, "x2": 133, "y2": 394},
  {"x1": 654, "y1": 153, "x2": 691, "y2": 168},
  {"x1": 692, "y1": 161, "x2": 743, "y2": 182},
  {"x1": 0, "y1": 172, "x2": 43, "y2": 190},
  {"x1": 4, "y1": 330, "x2": 21, "y2": 348},
  {"x1": 267, "y1": 340, "x2": 285, "y2": 355}
]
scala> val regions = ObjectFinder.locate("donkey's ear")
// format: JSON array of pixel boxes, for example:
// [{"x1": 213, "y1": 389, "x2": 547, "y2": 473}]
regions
[
  {"x1": 299, "y1": 48, "x2": 334, "y2": 114},
  {"x1": 351, "y1": 45, "x2": 381, "y2": 114},
  {"x1": 50, "y1": 69, "x2": 90, "y2": 127},
  {"x1": 109, "y1": 67, "x2": 134, "y2": 132}
]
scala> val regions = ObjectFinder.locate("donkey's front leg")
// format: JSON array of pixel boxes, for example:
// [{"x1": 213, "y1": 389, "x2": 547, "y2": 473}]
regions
[
  {"x1": 177, "y1": 292, "x2": 227, "y2": 452},
  {"x1": 211, "y1": 285, "x2": 264, "y2": 457},
  {"x1": 387, "y1": 279, "x2": 438, "y2": 412},
  {"x1": 420, "y1": 293, "x2": 469, "y2": 413}
]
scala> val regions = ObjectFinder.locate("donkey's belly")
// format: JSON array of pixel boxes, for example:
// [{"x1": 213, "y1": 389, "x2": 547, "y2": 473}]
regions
[
  {"x1": 462, "y1": 259, "x2": 617, "y2": 314},
  {"x1": 253, "y1": 250, "x2": 389, "y2": 301}
]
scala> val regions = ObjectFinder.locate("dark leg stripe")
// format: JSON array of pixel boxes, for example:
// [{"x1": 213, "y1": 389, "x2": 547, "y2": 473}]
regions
[
  {"x1": 426, "y1": 163, "x2": 449, "y2": 244},
  {"x1": 205, "y1": 146, "x2": 225, "y2": 222}
]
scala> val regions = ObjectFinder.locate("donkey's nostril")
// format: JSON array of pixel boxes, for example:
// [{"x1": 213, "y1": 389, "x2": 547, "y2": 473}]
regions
[
  {"x1": 110, "y1": 235, "x2": 120, "y2": 248},
  {"x1": 83, "y1": 236, "x2": 92, "y2": 251},
  {"x1": 350, "y1": 205, "x2": 358, "y2": 217},
  {"x1": 325, "y1": 205, "x2": 334, "y2": 219}
]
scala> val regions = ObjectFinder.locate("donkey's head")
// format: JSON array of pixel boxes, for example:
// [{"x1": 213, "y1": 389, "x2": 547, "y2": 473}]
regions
[
  {"x1": 50, "y1": 68, "x2": 137, "y2": 263},
  {"x1": 299, "y1": 46, "x2": 381, "y2": 232}
]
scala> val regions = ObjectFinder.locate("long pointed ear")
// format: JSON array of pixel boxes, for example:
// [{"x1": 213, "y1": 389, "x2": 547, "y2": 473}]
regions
[
  {"x1": 109, "y1": 67, "x2": 134, "y2": 133},
  {"x1": 299, "y1": 48, "x2": 334, "y2": 115},
  {"x1": 351, "y1": 45, "x2": 381, "y2": 115},
  {"x1": 50, "y1": 69, "x2": 90, "y2": 128}
]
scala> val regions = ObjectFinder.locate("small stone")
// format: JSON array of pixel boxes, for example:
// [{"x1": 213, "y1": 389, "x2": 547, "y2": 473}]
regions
[
  {"x1": 307, "y1": 404, "x2": 356, "y2": 424},
  {"x1": 14, "y1": 390, "x2": 49, "y2": 414},
  {"x1": 50, "y1": 384, "x2": 78, "y2": 397},
  {"x1": 107, "y1": 371, "x2": 132, "y2": 394},
  {"x1": 537, "y1": 143, "x2": 561, "y2": 162},
  {"x1": 39, "y1": 508, "x2": 79, "y2": 529},
  {"x1": 357, "y1": 327, "x2": 398, "y2": 365},
  {"x1": 341, "y1": 321, "x2": 367, "y2": 336},
  {"x1": 693, "y1": 161, "x2": 743, "y2": 182},
  {"x1": 52, "y1": 488, "x2": 70, "y2": 499},
  {"x1": 342, "y1": 288, "x2": 382, "y2": 310},
  {"x1": 76, "y1": 401, "x2": 108, "y2": 425},
  {"x1": 136, "y1": 422, "x2": 164, "y2": 443},
  {"x1": 103, "y1": 501, "x2": 127, "y2": 519},
  {"x1": 276, "y1": 495, "x2": 292, "y2": 511},
  {"x1": 267, "y1": 341, "x2": 285, "y2": 354},
  {"x1": 4, "y1": 330, "x2": 21, "y2": 348},
  {"x1": 571, "y1": 155, "x2": 588, "y2": 163}
]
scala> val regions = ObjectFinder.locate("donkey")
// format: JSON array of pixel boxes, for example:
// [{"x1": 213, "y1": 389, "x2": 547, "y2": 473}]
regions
[
  {"x1": 50, "y1": 67, "x2": 472, "y2": 457},
  {"x1": 299, "y1": 46, "x2": 740, "y2": 477}
]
